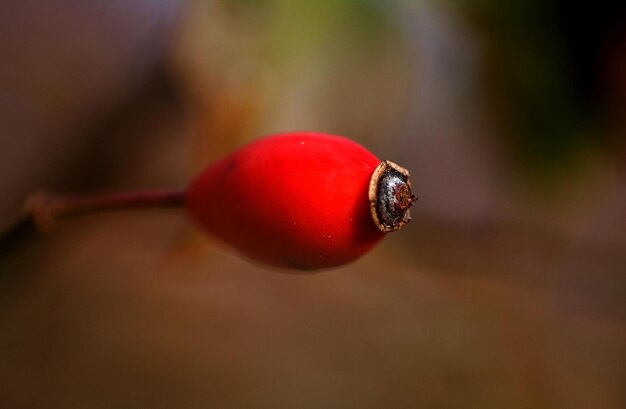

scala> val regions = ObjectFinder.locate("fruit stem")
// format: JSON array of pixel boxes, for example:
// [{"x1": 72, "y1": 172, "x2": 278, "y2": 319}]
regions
[
  {"x1": 25, "y1": 188, "x2": 186, "y2": 231},
  {"x1": 0, "y1": 188, "x2": 185, "y2": 259}
]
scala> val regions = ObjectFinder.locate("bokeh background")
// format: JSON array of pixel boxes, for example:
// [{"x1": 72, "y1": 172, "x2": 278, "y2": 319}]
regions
[{"x1": 1, "y1": 0, "x2": 624, "y2": 408}]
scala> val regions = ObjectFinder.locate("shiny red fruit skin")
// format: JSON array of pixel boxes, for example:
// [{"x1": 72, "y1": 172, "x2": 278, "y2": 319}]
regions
[{"x1": 185, "y1": 132, "x2": 385, "y2": 270}]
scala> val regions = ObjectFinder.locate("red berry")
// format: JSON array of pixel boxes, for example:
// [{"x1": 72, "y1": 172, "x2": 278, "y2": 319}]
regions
[{"x1": 185, "y1": 132, "x2": 415, "y2": 270}]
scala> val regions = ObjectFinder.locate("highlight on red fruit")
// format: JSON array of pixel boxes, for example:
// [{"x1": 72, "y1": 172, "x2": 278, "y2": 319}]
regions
[{"x1": 185, "y1": 131, "x2": 416, "y2": 271}]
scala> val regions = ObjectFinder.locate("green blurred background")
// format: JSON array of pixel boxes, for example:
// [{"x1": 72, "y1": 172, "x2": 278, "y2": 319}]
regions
[{"x1": 1, "y1": 0, "x2": 624, "y2": 408}]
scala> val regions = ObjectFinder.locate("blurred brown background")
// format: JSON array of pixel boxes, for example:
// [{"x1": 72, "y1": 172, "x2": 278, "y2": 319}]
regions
[{"x1": 1, "y1": 1, "x2": 624, "y2": 408}]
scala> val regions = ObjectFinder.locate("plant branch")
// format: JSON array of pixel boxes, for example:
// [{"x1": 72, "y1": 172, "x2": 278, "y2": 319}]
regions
[{"x1": 0, "y1": 188, "x2": 185, "y2": 256}]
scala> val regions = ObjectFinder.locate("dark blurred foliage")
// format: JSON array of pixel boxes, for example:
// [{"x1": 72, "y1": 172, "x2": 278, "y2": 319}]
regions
[{"x1": 460, "y1": 0, "x2": 626, "y2": 177}]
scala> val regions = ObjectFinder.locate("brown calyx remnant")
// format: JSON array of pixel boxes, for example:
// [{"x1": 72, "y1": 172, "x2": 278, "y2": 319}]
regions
[
  {"x1": 368, "y1": 160, "x2": 417, "y2": 233},
  {"x1": 395, "y1": 184, "x2": 416, "y2": 212}
]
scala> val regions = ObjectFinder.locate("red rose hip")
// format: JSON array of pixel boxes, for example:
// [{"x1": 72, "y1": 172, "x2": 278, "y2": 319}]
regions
[
  {"x1": 185, "y1": 132, "x2": 416, "y2": 270},
  {"x1": 11, "y1": 131, "x2": 415, "y2": 271}
]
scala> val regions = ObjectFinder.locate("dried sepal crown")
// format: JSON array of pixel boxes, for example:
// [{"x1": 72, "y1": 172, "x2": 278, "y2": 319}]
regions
[{"x1": 368, "y1": 160, "x2": 416, "y2": 232}]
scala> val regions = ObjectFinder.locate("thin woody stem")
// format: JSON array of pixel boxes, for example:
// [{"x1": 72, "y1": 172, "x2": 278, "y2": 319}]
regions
[
  {"x1": 25, "y1": 188, "x2": 186, "y2": 230},
  {"x1": 0, "y1": 188, "x2": 186, "y2": 259}
]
